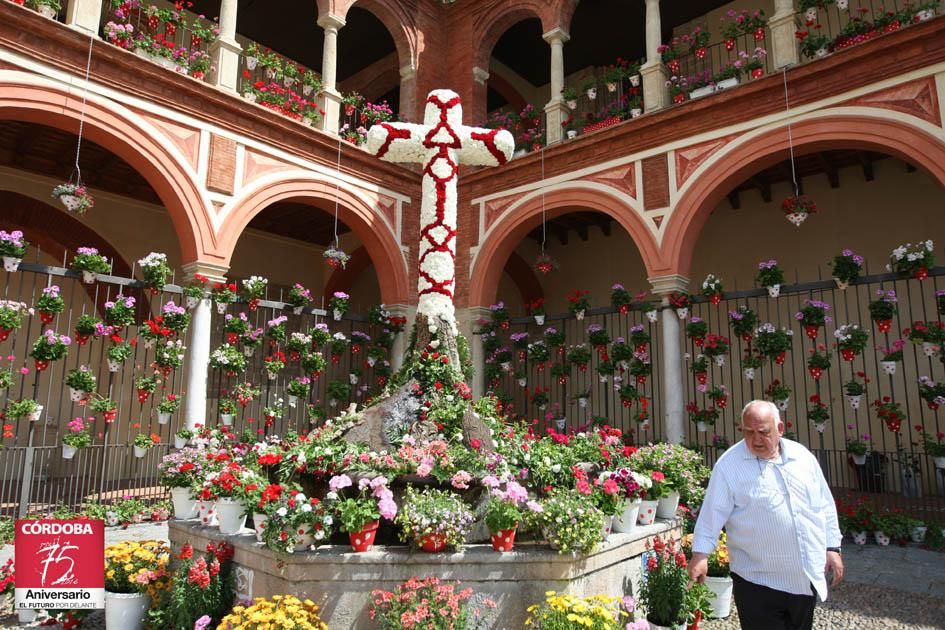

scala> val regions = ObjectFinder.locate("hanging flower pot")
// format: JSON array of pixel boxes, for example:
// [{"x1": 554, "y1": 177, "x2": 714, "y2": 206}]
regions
[
  {"x1": 875, "y1": 319, "x2": 893, "y2": 334},
  {"x1": 216, "y1": 302, "x2": 227, "y2": 315},
  {"x1": 814, "y1": 422, "x2": 827, "y2": 433},
  {"x1": 751, "y1": 67, "x2": 765, "y2": 80},
  {"x1": 158, "y1": 412, "x2": 171, "y2": 425},
  {"x1": 676, "y1": 307, "x2": 688, "y2": 320},
  {"x1": 2, "y1": 256, "x2": 21, "y2": 272},
  {"x1": 693, "y1": 336, "x2": 705, "y2": 348},
  {"x1": 62, "y1": 444, "x2": 77, "y2": 459},
  {"x1": 133, "y1": 445, "x2": 147, "y2": 458},
  {"x1": 39, "y1": 311, "x2": 55, "y2": 325},
  {"x1": 606, "y1": 82, "x2": 618, "y2": 92},
  {"x1": 695, "y1": 46, "x2": 707, "y2": 59},
  {"x1": 34, "y1": 359, "x2": 49, "y2": 372},
  {"x1": 934, "y1": 456, "x2": 945, "y2": 470},
  {"x1": 766, "y1": 285, "x2": 781, "y2": 298},
  {"x1": 490, "y1": 527, "x2": 516, "y2": 552},
  {"x1": 646, "y1": 310, "x2": 658, "y2": 323},
  {"x1": 102, "y1": 409, "x2": 117, "y2": 423},
  {"x1": 697, "y1": 421, "x2": 708, "y2": 432},
  {"x1": 629, "y1": 74, "x2": 641, "y2": 87},
  {"x1": 774, "y1": 351, "x2": 787, "y2": 365},
  {"x1": 775, "y1": 397, "x2": 790, "y2": 411},
  {"x1": 667, "y1": 59, "x2": 681, "y2": 75},
  {"x1": 695, "y1": 371, "x2": 708, "y2": 385},
  {"x1": 922, "y1": 342, "x2": 937, "y2": 357},
  {"x1": 754, "y1": 26, "x2": 766, "y2": 41},
  {"x1": 808, "y1": 366, "x2": 823, "y2": 380},
  {"x1": 840, "y1": 348, "x2": 857, "y2": 362},
  {"x1": 785, "y1": 212, "x2": 808, "y2": 227},
  {"x1": 744, "y1": 367, "x2": 755, "y2": 381},
  {"x1": 713, "y1": 355, "x2": 725, "y2": 368},
  {"x1": 805, "y1": 7, "x2": 818, "y2": 21},
  {"x1": 804, "y1": 325, "x2": 820, "y2": 340},
  {"x1": 108, "y1": 359, "x2": 121, "y2": 373},
  {"x1": 724, "y1": 37, "x2": 736, "y2": 50},
  {"x1": 349, "y1": 520, "x2": 379, "y2": 552},
  {"x1": 586, "y1": 88, "x2": 597, "y2": 100},
  {"x1": 847, "y1": 394, "x2": 862, "y2": 410},
  {"x1": 881, "y1": 361, "x2": 897, "y2": 375}
]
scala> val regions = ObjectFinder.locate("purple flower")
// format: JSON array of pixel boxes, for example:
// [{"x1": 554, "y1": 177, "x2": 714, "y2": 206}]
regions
[
  {"x1": 77, "y1": 247, "x2": 99, "y2": 255},
  {"x1": 194, "y1": 616, "x2": 212, "y2": 630}
]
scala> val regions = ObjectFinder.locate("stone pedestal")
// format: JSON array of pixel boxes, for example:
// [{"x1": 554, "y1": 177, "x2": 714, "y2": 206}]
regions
[
  {"x1": 544, "y1": 100, "x2": 570, "y2": 145},
  {"x1": 317, "y1": 88, "x2": 343, "y2": 134},
  {"x1": 169, "y1": 517, "x2": 682, "y2": 629},
  {"x1": 641, "y1": 62, "x2": 669, "y2": 112},
  {"x1": 65, "y1": 0, "x2": 102, "y2": 35},
  {"x1": 770, "y1": 10, "x2": 800, "y2": 69}
]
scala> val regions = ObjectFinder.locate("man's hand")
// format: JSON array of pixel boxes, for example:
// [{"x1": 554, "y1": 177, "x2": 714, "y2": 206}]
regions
[
  {"x1": 688, "y1": 552, "x2": 709, "y2": 585},
  {"x1": 825, "y1": 551, "x2": 844, "y2": 587}
]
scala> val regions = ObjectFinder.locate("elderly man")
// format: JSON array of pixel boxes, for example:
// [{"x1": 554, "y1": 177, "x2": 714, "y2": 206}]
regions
[{"x1": 688, "y1": 400, "x2": 843, "y2": 630}]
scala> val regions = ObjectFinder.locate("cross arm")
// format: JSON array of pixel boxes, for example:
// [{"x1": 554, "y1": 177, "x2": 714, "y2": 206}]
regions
[
  {"x1": 366, "y1": 122, "x2": 430, "y2": 164},
  {"x1": 455, "y1": 126, "x2": 515, "y2": 167}
]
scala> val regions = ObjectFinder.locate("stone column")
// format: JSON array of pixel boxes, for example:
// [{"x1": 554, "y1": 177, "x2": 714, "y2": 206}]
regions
[
  {"x1": 458, "y1": 306, "x2": 491, "y2": 397},
  {"x1": 542, "y1": 28, "x2": 570, "y2": 145},
  {"x1": 65, "y1": 0, "x2": 103, "y2": 35},
  {"x1": 770, "y1": 0, "x2": 800, "y2": 69},
  {"x1": 181, "y1": 261, "x2": 229, "y2": 431},
  {"x1": 641, "y1": 0, "x2": 669, "y2": 112},
  {"x1": 385, "y1": 303, "x2": 416, "y2": 372},
  {"x1": 208, "y1": 0, "x2": 242, "y2": 92},
  {"x1": 317, "y1": 14, "x2": 346, "y2": 134},
  {"x1": 649, "y1": 274, "x2": 690, "y2": 444},
  {"x1": 399, "y1": 64, "x2": 418, "y2": 122}
]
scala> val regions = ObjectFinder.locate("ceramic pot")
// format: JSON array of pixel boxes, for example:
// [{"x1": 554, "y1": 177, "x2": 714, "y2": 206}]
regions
[
  {"x1": 490, "y1": 527, "x2": 516, "y2": 552},
  {"x1": 656, "y1": 492, "x2": 680, "y2": 519},
  {"x1": 767, "y1": 284, "x2": 781, "y2": 298},
  {"x1": 613, "y1": 499, "x2": 641, "y2": 533},
  {"x1": 62, "y1": 444, "x2": 77, "y2": 459},
  {"x1": 637, "y1": 499, "x2": 658, "y2": 525},
  {"x1": 81, "y1": 270, "x2": 96, "y2": 284},
  {"x1": 2, "y1": 256, "x2": 20, "y2": 272},
  {"x1": 874, "y1": 530, "x2": 890, "y2": 546},
  {"x1": 349, "y1": 520, "x2": 379, "y2": 552},
  {"x1": 851, "y1": 530, "x2": 867, "y2": 545},
  {"x1": 170, "y1": 487, "x2": 197, "y2": 519},
  {"x1": 847, "y1": 394, "x2": 862, "y2": 410},
  {"x1": 105, "y1": 591, "x2": 150, "y2": 630},
  {"x1": 420, "y1": 532, "x2": 448, "y2": 553},
  {"x1": 216, "y1": 498, "x2": 247, "y2": 535}
]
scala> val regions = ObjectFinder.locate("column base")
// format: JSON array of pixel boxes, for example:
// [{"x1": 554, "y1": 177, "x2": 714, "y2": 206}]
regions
[
  {"x1": 769, "y1": 12, "x2": 800, "y2": 69},
  {"x1": 641, "y1": 62, "x2": 669, "y2": 112},
  {"x1": 65, "y1": 0, "x2": 103, "y2": 36},
  {"x1": 544, "y1": 100, "x2": 570, "y2": 145},
  {"x1": 318, "y1": 89, "x2": 343, "y2": 134},
  {"x1": 208, "y1": 38, "x2": 243, "y2": 93}
]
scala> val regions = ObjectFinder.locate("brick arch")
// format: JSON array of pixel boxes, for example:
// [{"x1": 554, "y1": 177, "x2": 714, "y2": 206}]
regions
[
  {"x1": 219, "y1": 172, "x2": 409, "y2": 305},
  {"x1": 469, "y1": 185, "x2": 659, "y2": 308},
  {"x1": 0, "y1": 71, "x2": 217, "y2": 266},
  {"x1": 319, "y1": 0, "x2": 418, "y2": 74},
  {"x1": 473, "y1": 3, "x2": 556, "y2": 72},
  {"x1": 662, "y1": 112, "x2": 945, "y2": 278}
]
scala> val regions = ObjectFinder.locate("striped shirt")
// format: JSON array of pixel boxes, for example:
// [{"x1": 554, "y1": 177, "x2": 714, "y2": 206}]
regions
[{"x1": 692, "y1": 438, "x2": 841, "y2": 601}]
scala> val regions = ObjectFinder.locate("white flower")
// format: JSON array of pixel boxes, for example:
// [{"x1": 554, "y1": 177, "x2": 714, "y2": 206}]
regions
[
  {"x1": 301, "y1": 504, "x2": 312, "y2": 513},
  {"x1": 276, "y1": 507, "x2": 288, "y2": 517},
  {"x1": 551, "y1": 464, "x2": 561, "y2": 473},
  {"x1": 326, "y1": 491, "x2": 338, "y2": 501},
  {"x1": 324, "y1": 515, "x2": 333, "y2": 526},
  {"x1": 314, "y1": 529, "x2": 325, "y2": 540}
]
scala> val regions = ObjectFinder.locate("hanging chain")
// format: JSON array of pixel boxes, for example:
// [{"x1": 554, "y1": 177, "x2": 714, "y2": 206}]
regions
[
  {"x1": 72, "y1": 33, "x2": 95, "y2": 186},
  {"x1": 332, "y1": 133, "x2": 343, "y2": 248},
  {"x1": 781, "y1": 68, "x2": 800, "y2": 199}
]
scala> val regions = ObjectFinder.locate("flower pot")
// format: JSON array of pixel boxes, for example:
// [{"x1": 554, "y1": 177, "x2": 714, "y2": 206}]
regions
[
  {"x1": 102, "y1": 409, "x2": 117, "y2": 423},
  {"x1": 490, "y1": 527, "x2": 516, "y2": 551},
  {"x1": 716, "y1": 77, "x2": 739, "y2": 91},
  {"x1": 158, "y1": 412, "x2": 171, "y2": 425},
  {"x1": 934, "y1": 456, "x2": 945, "y2": 470},
  {"x1": 245, "y1": 56, "x2": 258, "y2": 70},
  {"x1": 108, "y1": 359, "x2": 121, "y2": 372},
  {"x1": 629, "y1": 107, "x2": 643, "y2": 118},
  {"x1": 555, "y1": 418, "x2": 567, "y2": 432},
  {"x1": 840, "y1": 348, "x2": 857, "y2": 362},
  {"x1": 881, "y1": 361, "x2": 897, "y2": 375},
  {"x1": 641, "y1": 310, "x2": 656, "y2": 324},
  {"x1": 78, "y1": 269, "x2": 97, "y2": 284},
  {"x1": 216, "y1": 498, "x2": 247, "y2": 535},
  {"x1": 713, "y1": 355, "x2": 725, "y2": 368},
  {"x1": 851, "y1": 530, "x2": 867, "y2": 545},
  {"x1": 805, "y1": 7, "x2": 818, "y2": 21},
  {"x1": 349, "y1": 520, "x2": 379, "y2": 552},
  {"x1": 216, "y1": 302, "x2": 227, "y2": 315},
  {"x1": 808, "y1": 367, "x2": 823, "y2": 380},
  {"x1": 744, "y1": 367, "x2": 755, "y2": 381},
  {"x1": 27, "y1": 405, "x2": 43, "y2": 422},
  {"x1": 606, "y1": 82, "x2": 617, "y2": 92},
  {"x1": 69, "y1": 387, "x2": 85, "y2": 402},
  {"x1": 775, "y1": 397, "x2": 789, "y2": 412},
  {"x1": 785, "y1": 212, "x2": 808, "y2": 227},
  {"x1": 105, "y1": 591, "x2": 150, "y2": 630},
  {"x1": 566, "y1": 99, "x2": 577, "y2": 110},
  {"x1": 751, "y1": 67, "x2": 765, "y2": 79},
  {"x1": 613, "y1": 499, "x2": 641, "y2": 533},
  {"x1": 283, "y1": 76, "x2": 296, "y2": 88},
  {"x1": 420, "y1": 532, "x2": 448, "y2": 553},
  {"x1": 534, "y1": 314, "x2": 545, "y2": 325},
  {"x1": 575, "y1": 309, "x2": 585, "y2": 320},
  {"x1": 922, "y1": 342, "x2": 936, "y2": 357},
  {"x1": 566, "y1": 130, "x2": 577, "y2": 140},
  {"x1": 17, "y1": 609, "x2": 38, "y2": 623},
  {"x1": 517, "y1": 378, "x2": 527, "y2": 387},
  {"x1": 765, "y1": 284, "x2": 781, "y2": 298},
  {"x1": 292, "y1": 528, "x2": 316, "y2": 552},
  {"x1": 874, "y1": 530, "x2": 890, "y2": 546},
  {"x1": 586, "y1": 88, "x2": 597, "y2": 100},
  {"x1": 627, "y1": 74, "x2": 640, "y2": 87},
  {"x1": 689, "y1": 576, "x2": 728, "y2": 620},
  {"x1": 837, "y1": 0, "x2": 849, "y2": 8},
  {"x1": 689, "y1": 85, "x2": 716, "y2": 99},
  {"x1": 105, "y1": 511, "x2": 120, "y2": 527},
  {"x1": 601, "y1": 514, "x2": 614, "y2": 538},
  {"x1": 916, "y1": 9, "x2": 935, "y2": 21},
  {"x1": 637, "y1": 499, "x2": 659, "y2": 525},
  {"x1": 814, "y1": 422, "x2": 827, "y2": 433},
  {"x1": 170, "y1": 487, "x2": 197, "y2": 519},
  {"x1": 62, "y1": 444, "x2": 77, "y2": 459},
  {"x1": 911, "y1": 526, "x2": 927, "y2": 543},
  {"x1": 656, "y1": 492, "x2": 680, "y2": 519},
  {"x1": 851, "y1": 453, "x2": 867, "y2": 465},
  {"x1": 2, "y1": 256, "x2": 21, "y2": 272},
  {"x1": 815, "y1": 47, "x2": 828, "y2": 58},
  {"x1": 133, "y1": 445, "x2": 147, "y2": 458},
  {"x1": 253, "y1": 513, "x2": 267, "y2": 542},
  {"x1": 197, "y1": 500, "x2": 217, "y2": 527},
  {"x1": 697, "y1": 421, "x2": 708, "y2": 433},
  {"x1": 676, "y1": 307, "x2": 688, "y2": 320},
  {"x1": 36, "y1": 5, "x2": 57, "y2": 18},
  {"x1": 333, "y1": 309, "x2": 343, "y2": 321}
]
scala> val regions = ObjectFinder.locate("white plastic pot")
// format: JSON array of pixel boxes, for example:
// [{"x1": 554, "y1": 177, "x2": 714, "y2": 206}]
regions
[
  {"x1": 170, "y1": 487, "x2": 197, "y2": 519},
  {"x1": 2, "y1": 256, "x2": 21, "y2": 272},
  {"x1": 62, "y1": 444, "x2": 77, "y2": 459},
  {"x1": 174, "y1": 435, "x2": 187, "y2": 449},
  {"x1": 656, "y1": 492, "x2": 680, "y2": 519},
  {"x1": 216, "y1": 498, "x2": 248, "y2": 535},
  {"x1": 881, "y1": 361, "x2": 897, "y2": 375},
  {"x1": 612, "y1": 499, "x2": 641, "y2": 533},
  {"x1": 767, "y1": 284, "x2": 781, "y2": 298},
  {"x1": 646, "y1": 310, "x2": 658, "y2": 323},
  {"x1": 704, "y1": 576, "x2": 733, "y2": 618},
  {"x1": 133, "y1": 445, "x2": 147, "y2": 458},
  {"x1": 221, "y1": 414, "x2": 234, "y2": 426},
  {"x1": 158, "y1": 412, "x2": 171, "y2": 425},
  {"x1": 81, "y1": 270, "x2": 96, "y2": 284},
  {"x1": 637, "y1": 500, "x2": 658, "y2": 525},
  {"x1": 105, "y1": 591, "x2": 150, "y2": 630}
]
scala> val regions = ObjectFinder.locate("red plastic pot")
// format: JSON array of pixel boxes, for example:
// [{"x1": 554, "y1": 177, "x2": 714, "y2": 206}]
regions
[
  {"x1": 349, "y1": 521, "x2": 379, "y2": 552},
  {"x1": 420, "y1": 533, "x2": 447, "y2": 553},
  {"x1": 490, "y1": 528, "x2": 516, "y2": 552}
]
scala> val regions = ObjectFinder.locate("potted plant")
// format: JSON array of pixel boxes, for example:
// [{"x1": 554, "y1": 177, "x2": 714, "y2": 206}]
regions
[
  {"x1": 847, "y1": 433, "x2": 870, "y2": 465},
  {"x1": 765, "y1": 379, "x2": 792, "y2": 411},
  {"x1": 158, "y1": 449, "x2": 202, "y2": 518},
  {"x1": 323, "y1": 246, "x2": 350, "y2": 269},
  {"x1": 561, "y1": 86, "x2": 578, "y2": 109},
  {"x1": 87, "y1": 394, "x2": 117, "y2": 423},
  {"x1": 137, "y1": 252, "x2": 170, "y2": 295},
  {"x1": 807, "y1": 347, "x2": 832, "y2": 380},
  {"x1": 639, "y1": 535, "x2": 688, "y2": 629},
  {"x1": 103, "y1": 294, "x2": 136, "y2": 330},
  {"x1": 797, "y1": 28, "x2": 831, "y2": 59},
  {"x1": 728, "y1": 305, "x2": 758, "y2": 343},
  {"x1": 919, "y1": 376, "x2": 945, "y2": 411},
  {"x1": 66, "y1": 366, "x2": 96, "y2": 402},
  {"x1": 844, "y1": 378, "x2": 866, "y2": 410},
  {"x1": 890, "y1": 240, "x2": 935, "y2": 280},
  {"x1": 329, "y1": 291, "x2": 350, "y2": 321},
  {"x1": 713, "y1": 62, "x2": 742, "y2": 90},
  {"x1": 529, "y1": 488, "x2": 604, "y2": 554},
  {"x1": 72, "y1": 313, "x2": 99, "y2": 345},
  {"x1": 70, "y1": 246, "x2": 111, "y2": 283},
  {"x1": 30, "y1": 329, "x2": 71, "y2": 371},
  {"x1": 756, "y1": 259, "x2": 785, "y2": 297},
  {"x1": 395, "y1": 486, "x2": 472, "y2": 552},
  {"x1": 567, "y1": 344, "x2": 591, "y2": 372},
  {"x1": 35, "y1": 285, "x2": 64, "y2": 324},
  {"x1": 873, "y1": 397, "x2": 905, "y2": 433},
  {"x1": 210, "y1": 343, "x2": 247, "y2": 376},
  {"x1": 173, "y1": 427, "x2": 192, "y2": 450},
  {"x1": 525, "y1": 591, "x2": 631, "y2": 628},
  {"x1": 686, "y1": 317, "x2": 708, "y2": 347},
  {"x1": 742, "y1": 350, "x2": 763, "y2": 381},
  {"x1": 157, "y1": 394, "x2": 180, "y2": 425},
  {"x1": 371, "y1": 578, "x2": 490, "y2": 630},
  {"x1": 326, "y1": 381, "x2": 351, "y2": 408},
  {"x1": 6, "y1": 398, "x2": 42, "y2": 422},
  {"x1": 782, "y1": 195, "x2": 817, "y2": 226},
  {"x1": 830, "y1": 248, "x2": 864, "y2": 289},
  {"x1": 868, "y1": 289, "x2": 898, "y2": 333},
  {"x1": 104, "y1": 540, "x2": 169, "y2": 630},
  {"x1": 682, "y1": 531, "x2": 733, "y2": 618},
  {"x1": 181, "y1": 273, "x2": 209, "y2": 309},
  {"x1": 609, "y1": 468, "x2": 649, "y2": 532},
  {"x1": 241, "y1": 275, "x2": 268, "y2": 311},
  {"x1": 286, "y1": 283, "x2": 312, "y2": 314},
  {"x1": 105, "y1": 340, "x2": 132, "y2": 372},
  {"x1": 745, "y1": 47, "x2": 768, "y2": 79},
  {"x1": 482, "y1": 479, "x2": 530, "y2": 551},
  {"x1": 796, "y1": 299, "x2": 832, "y2": 339},
  {"x1": 582, "y1": 77, "x2": 598, "y2": 100},
  {"x1": 755, "y1": 323, "x2": 793, "y2": 365},
  {"x1": 61, "y1": 416, "x2": 92, "y2": 459},
  {"x1": 878, "y1": 339, "x2": 904, "y2": 375},
  {"x1": 0, "y1": 229, "x2": 28, "y2": 272},
  {"x1": 211, "y1": 280, "x2": 238, "y2": 314},
  {"x1": 834, "y1": 323, "x2": 869, "y2": 361},
  {"x1": 132, "y1": 432, "x2": 159, "y2": 458},
  {"x1": 920, "y1": 431, "x2": 945, "y2": 469},
  {"x1": 51, "y1": 182, "x2": 94, "y2": 213},
  {"x1": 688, "y1": 403, "x2": 720, "y2": 433},
  {"x1": 326, "y1": 474, "x2": 397, "y2": 552},
  {"x1": 690, "y1": 354, "x2": 709, "y2": 386},
  {"x1": 807, "y1": 394, "x2": 830, "y2": 433}
]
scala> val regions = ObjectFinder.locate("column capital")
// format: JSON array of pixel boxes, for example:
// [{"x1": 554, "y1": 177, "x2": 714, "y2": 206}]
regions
[
  {"x1": 648, "y1": 274, "x2": 690, "y2": 296},
  {"x1": 317, "y1": 13, "x2": 346, "y2": 31},
  {"x1": 472, "y1": 66, "x2": 490, "y2": 85},
  {"x1": 181, "y1": 261, "x2": 229, "y2": 284},
  {"x1": 542, "y1": 27, "x2": 570, "y2": 45}
]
